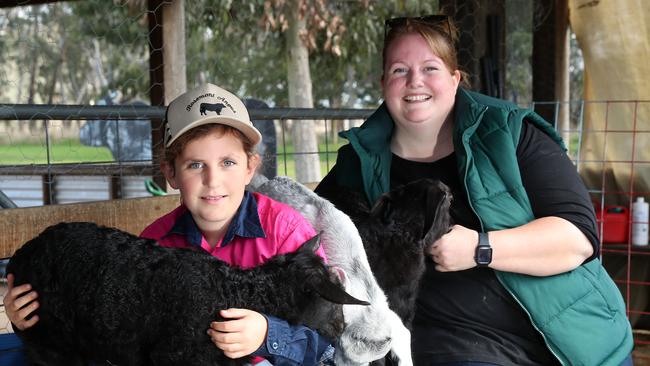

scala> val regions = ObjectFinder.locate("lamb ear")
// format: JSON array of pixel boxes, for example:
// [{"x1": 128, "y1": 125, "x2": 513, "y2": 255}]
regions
[
  {"x1": 314, "y1": 276, "x2": 370, "y2": 306},
  {"x1": 299, "y1": 232, "x2": 322, "y2": 253},
  {"x1": 422, "y1": 185, "x2": 453, "y2": 245},
  {"x1": 330, "y1": 266, "x2": 348, "y2": 287}
]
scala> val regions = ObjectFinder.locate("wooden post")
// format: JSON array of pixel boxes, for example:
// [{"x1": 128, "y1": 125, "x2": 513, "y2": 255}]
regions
[
  {"x1": 163, "y1": 0, "x2": 187, "y2": 103},
  {"x1": 532, "y1": 0, "x2": 570, "y2": 126},
  {"x1": 147, "y1": 0, "x2": 186, "y2": 192},
  {"x1": 148, "y1": 0, "x2": 166, "y2": 190},
  {"x1": 439, "y1": 0, "x2": 506, "y2": 95}
]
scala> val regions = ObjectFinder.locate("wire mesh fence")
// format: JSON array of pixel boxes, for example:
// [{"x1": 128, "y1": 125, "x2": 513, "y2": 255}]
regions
[
  {"x1": 1, "y1": 0, "x2": 648, "y2": 360},
  {"x1": 0, "y1": 104, "x2": 375, "y2": 206},
  {"x1": 1, "y1": 103, "x2": 650, "y2": 361}
]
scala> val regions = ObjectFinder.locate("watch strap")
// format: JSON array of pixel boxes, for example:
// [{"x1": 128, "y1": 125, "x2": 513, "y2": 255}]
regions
[
  {"x1": 478, "y1": 232, "x2": 490, "y2": 248},
  {"x1": 475, "y1": 232, "x2": 493, "y2": 267}
]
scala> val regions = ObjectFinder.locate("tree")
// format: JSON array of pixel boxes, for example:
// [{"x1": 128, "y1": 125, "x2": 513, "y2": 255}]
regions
[{"x1": 2, "y1": 0, "x2": 440, "y2": 164}]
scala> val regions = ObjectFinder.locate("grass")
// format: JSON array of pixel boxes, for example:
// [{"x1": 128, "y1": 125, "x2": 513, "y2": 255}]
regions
[
  {"x1": 275, "y1": 139, "x2": 345, "y2": 178},
  {"x1": 0, "y1": 139, "x2": 346, "y2": 179},
  {"x1": 0, "y1": 139, "x2": 113, "y2": 164}
]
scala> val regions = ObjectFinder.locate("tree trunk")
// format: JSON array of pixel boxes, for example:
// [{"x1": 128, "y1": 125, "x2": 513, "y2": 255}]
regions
[
  {"x1": 27, "y1": 7, "x2": 40, "y2": 105},
  {"x1": 286, "y1": 0, "x2": 321, "y2": 184}
]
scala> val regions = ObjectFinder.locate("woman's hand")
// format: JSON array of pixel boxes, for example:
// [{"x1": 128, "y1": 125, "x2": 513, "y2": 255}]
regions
[
  {"x1": 208, "y1": 308, "x2": 268, "y2": 359},
  {"x1": 428, "y1": 217, "x2": 594, "y2": 276},
  {"x1": 428, "y1": 224, "x2": 478, "y2": 272},
  {"x1": 3, "y1": 273, "x2": 40, "y2": 330}
]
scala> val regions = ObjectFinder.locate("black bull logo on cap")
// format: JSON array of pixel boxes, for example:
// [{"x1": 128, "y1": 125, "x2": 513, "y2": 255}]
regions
[{"x1": 200, "y1": 103, "x2": 226, "y2": 115}]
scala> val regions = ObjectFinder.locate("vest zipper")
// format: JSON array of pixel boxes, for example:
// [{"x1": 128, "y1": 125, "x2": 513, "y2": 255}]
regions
[
  {"x1": 460, "y1": 105, "x2": 565, "y2": 366},
  {"x1": 493, "y1": 273, "x2": 565, "y2": 365}
]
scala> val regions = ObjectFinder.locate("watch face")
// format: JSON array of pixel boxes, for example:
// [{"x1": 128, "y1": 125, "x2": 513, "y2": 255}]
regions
[{"x1": 476, "y1": 247, "x2": 493, "y2": 265}]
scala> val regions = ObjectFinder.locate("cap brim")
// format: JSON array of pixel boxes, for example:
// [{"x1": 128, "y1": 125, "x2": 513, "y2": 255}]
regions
[{"x1": 166, "y1": 115, "x2": 262, "y2": 147}]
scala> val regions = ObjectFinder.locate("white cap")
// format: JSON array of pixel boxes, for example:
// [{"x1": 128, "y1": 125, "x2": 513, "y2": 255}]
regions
[{"x1": 164, "y1": 83, "x2": 262, "y2": 147}]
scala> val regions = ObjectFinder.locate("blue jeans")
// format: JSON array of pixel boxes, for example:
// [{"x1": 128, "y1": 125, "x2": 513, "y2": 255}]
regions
[
  {"x1": 432, "y1": 363, "x2": 499, "y2": 366},
  {"x1": 619, "y1": 354, "x2": 634, "y2": 366},
  {"x1": 431, "y1": 355, "x2": 634, "y2": 366}
]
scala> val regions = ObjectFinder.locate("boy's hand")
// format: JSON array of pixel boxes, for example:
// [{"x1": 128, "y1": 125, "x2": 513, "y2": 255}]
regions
[
  {"x1": 3, "y1": 273, "x2": 40, "y2": 330},
  {"x1": 208, "y1": 308, "x2": 268, "y2": 359}
]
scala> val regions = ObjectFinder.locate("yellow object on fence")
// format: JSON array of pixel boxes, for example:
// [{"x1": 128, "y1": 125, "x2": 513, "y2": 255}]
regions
[{"x1": 569, "y1": 0, "x2": 650, "y2": 198}]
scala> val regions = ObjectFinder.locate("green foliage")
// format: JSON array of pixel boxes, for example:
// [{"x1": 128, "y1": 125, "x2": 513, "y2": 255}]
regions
[
  {"x1": 184, "y1": 0, "x2": 299, "y2": 104},
  {"x1": 69, "y1": 0, "x2": 150, "y2": 101},
  {"x1": 1, "y1": 0, "x2": 543, "y2": 110}
]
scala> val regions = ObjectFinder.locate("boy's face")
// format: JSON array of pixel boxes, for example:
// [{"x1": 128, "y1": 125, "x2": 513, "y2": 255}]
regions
[{"x1": 164, "y1": 130, "x2": 256, "y2": 238}]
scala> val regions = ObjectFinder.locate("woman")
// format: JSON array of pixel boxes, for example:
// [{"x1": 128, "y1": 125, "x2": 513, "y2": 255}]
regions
[{"x1": 315, "y1": 15, "x2": 633, "y2": 366}]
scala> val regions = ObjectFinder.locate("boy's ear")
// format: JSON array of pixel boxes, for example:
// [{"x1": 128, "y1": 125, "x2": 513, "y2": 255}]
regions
[
  {"x1": 244, "y1": 154, "x2": 260, "y2": 184},
  {"x1": 161, "y1": 161, "x2": 179, "y2": 189}
]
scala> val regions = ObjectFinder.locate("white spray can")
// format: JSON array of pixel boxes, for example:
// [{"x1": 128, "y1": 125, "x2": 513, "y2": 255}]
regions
[{"x1": 631, "y1": 197, "x2": 649, "y2": 246}]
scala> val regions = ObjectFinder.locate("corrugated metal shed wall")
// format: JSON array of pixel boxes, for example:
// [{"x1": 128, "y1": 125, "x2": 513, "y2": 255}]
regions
[{"x1": 0, "y1": 176, "x2": 151, "y2": 207}]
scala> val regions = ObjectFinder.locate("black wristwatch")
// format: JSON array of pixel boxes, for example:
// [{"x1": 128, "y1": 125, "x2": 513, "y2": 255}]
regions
[{"x1": 474, "y1": 232, "x2": 492, "y2": 267}]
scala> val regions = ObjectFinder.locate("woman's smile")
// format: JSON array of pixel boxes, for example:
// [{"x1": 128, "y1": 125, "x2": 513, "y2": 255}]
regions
[{"x1": 403, "y1": 94, "x2": 432, "y2": 102}]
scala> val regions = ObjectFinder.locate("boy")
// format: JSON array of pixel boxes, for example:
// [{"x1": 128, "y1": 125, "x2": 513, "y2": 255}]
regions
[{"x1": 5, "y1": 83, "x2": 334, "y2": 366}]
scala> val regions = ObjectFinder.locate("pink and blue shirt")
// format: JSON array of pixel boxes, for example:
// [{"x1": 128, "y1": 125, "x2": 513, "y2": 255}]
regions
[{"x1": 140, "y1": 191, "x2": 326, "y2": 267}]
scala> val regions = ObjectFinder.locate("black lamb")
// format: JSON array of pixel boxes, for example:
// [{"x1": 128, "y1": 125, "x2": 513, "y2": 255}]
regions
[
  {"x1": 6, "y1": 222, "x2": 368, "y2": 366},
  {"x1": 323, "y1": 178, "x2": 452, "y2": 329}
]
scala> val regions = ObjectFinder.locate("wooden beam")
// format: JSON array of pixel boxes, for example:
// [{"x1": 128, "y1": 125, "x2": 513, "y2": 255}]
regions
[
  {"x1": 147, "y1": 0, "x2": 186, "y2": 192},
  {"x1": 439, "y1": 0, "x2": 506, "y2": 95},
  {"x1": 0, "y1": 0, "x2": 78, "y2": 8},
  {"x1": 148, "y1": 0, "x2": 166, "y2": 191},
  {"x1": 532, "y1": 0, "x2": 569, "y2": 123},
  {"x1": 162, "y1": 0, "x2": 187, "y2": 102},
  {"x1": 148, "y1": 0, "x2": 166, "y2": 109},
  {"x1": 0, "y1": 194, "x2": 180, "y2": 258}
]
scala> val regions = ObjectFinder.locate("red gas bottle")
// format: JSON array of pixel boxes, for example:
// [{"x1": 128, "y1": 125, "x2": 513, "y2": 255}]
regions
[{"x1": 594, "y1": 205, "x2": 629, "y2": 244}]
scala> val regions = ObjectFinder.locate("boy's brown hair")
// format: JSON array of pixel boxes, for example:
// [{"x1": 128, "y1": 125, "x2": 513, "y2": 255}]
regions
[{"x1": 162, "y1": 124, "x2": 258, "y2": 175}]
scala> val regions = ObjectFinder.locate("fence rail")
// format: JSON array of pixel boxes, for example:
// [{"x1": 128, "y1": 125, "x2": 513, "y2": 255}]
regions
[{"x1": 0, "y1": 104, "x2": 376, "y2": 120}]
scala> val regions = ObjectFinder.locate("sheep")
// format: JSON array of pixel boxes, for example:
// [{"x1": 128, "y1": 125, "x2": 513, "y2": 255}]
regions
[
  {"x1": 248, "y1": 175, "x2": 414, "y2": 366},
  {"x1": 6, "y1": 221, "x2": 369, "y2": 366},
  {"x1": 320, "y1": 179, "x2": 452, "y2": 366},
  {"x1": 325, "y1": 178, "x2": 453, "y2": 330}
]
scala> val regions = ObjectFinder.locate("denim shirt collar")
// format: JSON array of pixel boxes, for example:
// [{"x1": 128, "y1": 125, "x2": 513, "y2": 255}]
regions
[{"x1": 168, "y1": 191, "x2": 266, "y2": 247}]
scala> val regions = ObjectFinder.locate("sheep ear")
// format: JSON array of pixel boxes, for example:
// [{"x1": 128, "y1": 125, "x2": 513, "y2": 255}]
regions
[
  {"x1": 314, "y1": 276, "x2": 370, "y2": 306},
  {"x1": 299, "y1": 232, "x2": 322, "y2": 253},
  {"x1": 330, "y1": 266, "x2": 348, "y2": 286},
  {"x1": 422, "y1": 184, "x2": 453, "y2": 245}
]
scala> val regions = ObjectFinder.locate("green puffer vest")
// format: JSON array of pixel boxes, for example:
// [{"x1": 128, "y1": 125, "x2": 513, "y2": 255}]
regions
[{"x1": 333, "y1": 88, "x2": 633, "y2": 366}]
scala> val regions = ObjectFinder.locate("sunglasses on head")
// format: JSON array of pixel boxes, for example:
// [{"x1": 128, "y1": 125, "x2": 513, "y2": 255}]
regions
[{"x1": 384, "y1": 14, "x2": 452, "y2": 39}]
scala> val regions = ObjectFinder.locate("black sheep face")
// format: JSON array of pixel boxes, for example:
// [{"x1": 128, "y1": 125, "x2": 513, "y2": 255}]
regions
[
  {"x1": 263, "y1": 233, "x2": 369, "y2": 340},
  {"x1": 294, "y1": 266, "x2": 349, "y2": 340},
  {"x1": 370, "y1": 178, "x2": 452, "y2": 251}
]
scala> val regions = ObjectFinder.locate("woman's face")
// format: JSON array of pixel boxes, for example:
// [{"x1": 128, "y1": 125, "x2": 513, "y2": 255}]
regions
[{"x1": 382, "y1": 32, "x2": 460, "y2": 129}]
